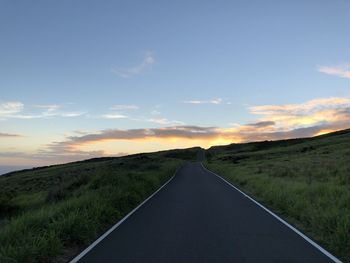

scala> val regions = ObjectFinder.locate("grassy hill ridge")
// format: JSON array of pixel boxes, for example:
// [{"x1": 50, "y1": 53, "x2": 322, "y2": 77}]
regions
[
  {"x1": 0, "y1": 147, "x2": 200, "y2": 262},
  {"x1": 205, "y1": 129, "x2": 350, "y2": 262}
]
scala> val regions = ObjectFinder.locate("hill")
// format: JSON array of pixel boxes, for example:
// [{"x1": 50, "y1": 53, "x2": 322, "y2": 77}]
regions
[
  {"x1": 205, "y1": 129, "x2": 350, "y2": 262},
  {"x1": 0, "y1": 147, "x2": 200, "y2": 262},
  {"x1": 1, "y1": 128, "x2": 350, "y2": 262}
]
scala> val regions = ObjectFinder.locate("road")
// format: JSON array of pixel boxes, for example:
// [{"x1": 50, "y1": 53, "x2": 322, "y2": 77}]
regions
[{"x1": 75, "y1": 162, "x2": 338, "y2": 263}]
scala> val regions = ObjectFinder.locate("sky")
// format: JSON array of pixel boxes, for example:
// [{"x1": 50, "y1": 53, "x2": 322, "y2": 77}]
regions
[{"x1": 1, "y1": 0, "x2": 350, "y2": 170}]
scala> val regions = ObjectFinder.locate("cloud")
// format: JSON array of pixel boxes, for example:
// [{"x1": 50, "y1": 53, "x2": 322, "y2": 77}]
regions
[
  {"x1": 54, "y1": 126, "x2": 219, "y2": 146},
  {"x1": 60, "y1": 112, "x2": 86, "y2": 117},
  {"x1": 0, "y1": 101, "x2": 86, "y2": 120},
  {"x1": 0, "y1": 132, "x2": 22, "y2": 137},
  {"x1": 249, "y1": 97, "x2": 350, "y2": 131},
  {"x1": 4, "y1": 117, "x2": 350, "y2": 167},
  {"x1": 183, "y1": 98, "x2": 230, "y2": 105},
  {"x1": 112, "y1": 51, "x2": 155, "y2": 78},
  {"x1": 4, "y1": 97, "x2": 350, "y2": 167},
  {"x1": 45, "y1": 123, "x2": 345, "y2": 152},
  {"x1": 317, "y1": 64, "x2": 350, "y2": 79},
  {"x1": 37, "y1": 104, "x2": 86, "y2": 118},
  {"x1": 34, "y1": 104, "x2": 61, "y2": 111},
  {"x1": 0, "y1": 101, "x2": 24, "y2": 119},
  {"x1": 101, "y1": 113, "x2": 128, "y2": 119},
  {"x1": 247, "y1": 121, "x2": 275, "y2": 127},
  {"x1": 250, "y1": 97, "x2": 349, "y2": 115},
  {"x1": 48, "y1": 97, "x2": 350, "y2": 149},
  {"x1": 0, "y1": 101, "x2": 41, "y2": 119},
  {"x1": 73, "y1": 130, "x2": 91, "y2": 135},
  {"x1": 147, "y1": 118, "x2": 185, "y2": 125},
  {"x1": 110, "y1": 105, "x2": 139, "y2": 110},
  {"x1": 33, "y1": 127, "x2": 219, "y2": 164}
]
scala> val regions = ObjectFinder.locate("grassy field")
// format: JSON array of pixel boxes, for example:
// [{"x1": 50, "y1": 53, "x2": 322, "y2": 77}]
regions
[
  {"x1": 0, "y1": 147, "x2": 199, "y2": 263},
  {"x1": 205, "y1": 129, "x2": 350, "y2": 262},
  {"x1": 1, "y1": 129, "x2": 349, "y2": 262}
]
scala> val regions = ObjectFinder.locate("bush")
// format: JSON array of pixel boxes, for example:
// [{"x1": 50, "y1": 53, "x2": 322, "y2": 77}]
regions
[{"x1": 0, "y1": 196, "x2": 19, "y2": 217}]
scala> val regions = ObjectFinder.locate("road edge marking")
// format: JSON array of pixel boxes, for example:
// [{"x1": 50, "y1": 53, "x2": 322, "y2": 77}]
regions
[
  {"x1": 70, "y1": 165, "x2": 181, "y2": 263},
  {"x1": 201, "y1": 163, "x2": 343, "y2": 263}
]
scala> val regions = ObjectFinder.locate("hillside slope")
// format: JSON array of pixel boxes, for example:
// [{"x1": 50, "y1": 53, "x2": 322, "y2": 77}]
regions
[
  {"x1": 206, "y1": 129, "x2": 350, "y2": 262},
  {"x1": 1, "y1": 128, "x2": 350, "y2": 262},
  {"x1": 0, "y1": 147, "x2": 200, "y2": 263}
]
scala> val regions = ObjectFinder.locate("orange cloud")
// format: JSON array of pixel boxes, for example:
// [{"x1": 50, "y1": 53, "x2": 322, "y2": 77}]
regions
[
  {"x1": 249, "y1": 97, "x2": 350, "y2": 131},
  {"x1": 23, "y1": 97, "x2": 350, "y2": 163}
]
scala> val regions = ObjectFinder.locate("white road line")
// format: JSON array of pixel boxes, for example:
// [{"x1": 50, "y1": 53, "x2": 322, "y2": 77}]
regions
[
  {"x1": 201, "y1": 163, "x2": 343, "y2": 263},
  {"x1": 70, "y1": 167, "x2": 181, "y2": 263}
]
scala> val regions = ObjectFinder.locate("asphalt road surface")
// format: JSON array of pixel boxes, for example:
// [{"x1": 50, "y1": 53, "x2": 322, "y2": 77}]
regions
[{"x1": 76, "y1": 162, "x2": 338, "y2": 263}]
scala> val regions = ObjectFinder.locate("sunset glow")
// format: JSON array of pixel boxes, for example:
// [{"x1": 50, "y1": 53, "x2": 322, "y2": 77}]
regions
[{"x1": 1, "y1": 1, "x2": 350, "y2": 171}]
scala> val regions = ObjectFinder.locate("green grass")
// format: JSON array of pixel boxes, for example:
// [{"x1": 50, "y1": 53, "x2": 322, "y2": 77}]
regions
[
  {"x1": 205, "y1": 129, "x2": 350, "y2": 262},
  {"x1": 0, "y1": 147, "x2": 199, "y2": 263}
]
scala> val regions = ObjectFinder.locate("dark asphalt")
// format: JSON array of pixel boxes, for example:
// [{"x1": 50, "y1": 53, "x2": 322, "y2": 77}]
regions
[{"x1": 77, "y1": 162, "x2": 336, "y2": 263}]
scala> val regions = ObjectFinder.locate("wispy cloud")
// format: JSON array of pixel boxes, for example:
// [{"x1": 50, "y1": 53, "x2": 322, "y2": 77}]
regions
[
  {"x1": 182, "y1": 98, "x2": 230, "y2": 105},
  {"x1": 0, "y1": 132, "x2": 22, "y2": 137},
  {"x1": 38, "y1": 104, "x2": 85, "y2": 118},
  {"x1": 0, "y1": 101, "x2": 24, "y2": 118},
  {"x1": 112, "y1": 51, "x2": 155, "y2": 78},
  {"x1": 110, "y1": 104, "x2": 139, "y2": 110},
  {"x1": 100, "y1": 113, "x2": 128, "y2": 119},
  {"x1": 0, "y1": 101, "x2": 38, "y2": 120},
  {"x1": 34, "y1": 104, "x2": 61, "y2": 111},
  {"x1": 147, "y1": 118, "x2": 185, "y2": 125},
  {"x1": 0, "y1": 101, "x2": 86, "y2": 120},
  {"x1": 60, "y1": 112, "x2": 86, "y2": 117},
  {"x1": 317, "y1": 64, "x2": 350, "y2": 79}
]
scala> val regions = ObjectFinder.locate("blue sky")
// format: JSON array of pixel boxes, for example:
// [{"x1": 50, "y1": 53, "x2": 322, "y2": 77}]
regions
[{"x1": 1, "y1": 0, "x2": 350, "y2": 169}]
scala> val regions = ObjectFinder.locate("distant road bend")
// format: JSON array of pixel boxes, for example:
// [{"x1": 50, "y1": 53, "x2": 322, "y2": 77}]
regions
[{"x1": 72, "y1": 162, "x2": 341, "y2": 263}]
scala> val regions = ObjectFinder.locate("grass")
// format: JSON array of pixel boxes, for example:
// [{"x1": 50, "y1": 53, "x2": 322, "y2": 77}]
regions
[
  {"x1": 205, "y1": 129, "x2": 350, "y2": 262},
  {"x1": 2, "y1": 129, "x2": 350, "y2": 262},
  {"x1": 0, "y1": 147, "x2": 199, "y2": 263}
]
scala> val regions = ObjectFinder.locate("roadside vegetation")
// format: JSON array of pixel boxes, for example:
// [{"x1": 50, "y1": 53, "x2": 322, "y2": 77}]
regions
[
  {"x1": 0, "y1": 147, "x2": 199, "y2": 263},
  {"x1": 205, "y1": 129, "x2": 350, "y2": 262}
]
